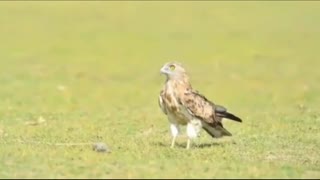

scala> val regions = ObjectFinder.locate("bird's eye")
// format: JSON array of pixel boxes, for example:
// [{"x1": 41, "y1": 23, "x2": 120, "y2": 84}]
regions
[{"x1": 169, "y1": 65, "x2": 175, "y2": 71}]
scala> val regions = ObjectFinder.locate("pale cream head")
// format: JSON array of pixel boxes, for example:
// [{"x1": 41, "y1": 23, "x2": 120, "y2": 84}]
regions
[{"x1": 160, "y1": 62, "x2": 188, "y2": 80}]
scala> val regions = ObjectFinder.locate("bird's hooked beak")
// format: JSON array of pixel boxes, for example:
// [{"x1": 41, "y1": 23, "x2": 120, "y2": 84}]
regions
[{"x1": 160, "y1": 65, "x2": 169, "y2": 75}]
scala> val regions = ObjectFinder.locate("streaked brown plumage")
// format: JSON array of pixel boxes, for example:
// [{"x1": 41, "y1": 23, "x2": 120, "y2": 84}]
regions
[{"x1": 159, "y1": 62, "x2": 242, "y2": 149}]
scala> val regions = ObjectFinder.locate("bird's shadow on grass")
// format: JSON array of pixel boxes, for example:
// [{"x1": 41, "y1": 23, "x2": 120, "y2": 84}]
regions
[{"x1": 152, "y1": 141, "x2": 222, "y2": 149}]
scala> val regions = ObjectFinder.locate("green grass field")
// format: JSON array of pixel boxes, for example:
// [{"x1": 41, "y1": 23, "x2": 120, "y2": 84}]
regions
[{"x1": 0, "y1": 1, "x2": 320, "y2": 178}]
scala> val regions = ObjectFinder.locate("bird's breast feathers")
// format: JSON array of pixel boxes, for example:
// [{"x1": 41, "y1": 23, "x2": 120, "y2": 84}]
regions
[{"x1": 159, "y1": 85, "x2": 190, "y2": 125}]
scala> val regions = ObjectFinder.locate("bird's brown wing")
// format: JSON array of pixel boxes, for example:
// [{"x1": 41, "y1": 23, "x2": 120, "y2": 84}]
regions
[
  {"x1": 179, "y1": 90, "x2": 233, "y2": 137},
  {"x1": 179, "y1": 90, "x2": 216, "y2": 123},
  {"x1": 158, "y1": 90, "x2": 167, "y2": 115},
  {"x1": 181, "y1": 90, "x2": 242, "y2": 122}
]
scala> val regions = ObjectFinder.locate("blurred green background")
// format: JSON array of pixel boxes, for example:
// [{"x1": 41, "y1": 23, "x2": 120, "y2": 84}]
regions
[{"x1": 0, "y1": 1, "x2": 319, "y2": 178}]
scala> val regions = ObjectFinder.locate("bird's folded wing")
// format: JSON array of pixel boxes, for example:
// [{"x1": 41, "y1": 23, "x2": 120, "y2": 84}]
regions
[
  {"x1": 179, "y1": 90, "x2": 216, "y2": 123},
  {"x1": 180, "y1": 90, "x2": 233, "y2": 137}
]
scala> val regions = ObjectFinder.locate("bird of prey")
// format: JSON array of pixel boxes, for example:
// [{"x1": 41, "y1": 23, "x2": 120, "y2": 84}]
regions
[{"x1": 158, "y1": 62, "x2": 242, "y2": 149}]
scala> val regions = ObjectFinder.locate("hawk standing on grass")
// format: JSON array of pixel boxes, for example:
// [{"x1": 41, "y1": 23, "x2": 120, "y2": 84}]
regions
[{"x1": 158, "y1": 62, "x2": 242, "y2": 149}]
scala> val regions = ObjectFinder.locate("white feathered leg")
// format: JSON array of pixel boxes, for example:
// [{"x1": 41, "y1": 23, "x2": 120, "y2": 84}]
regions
[
  {"x1": 186, "y1": 120, "x2": 202, "y2": 149},
  {"x1": 170, "y1": 123, "x2": 180, "y2": 148},
  {"x1": 186, "y1": 123, "x2": 197, "y2": 149}
]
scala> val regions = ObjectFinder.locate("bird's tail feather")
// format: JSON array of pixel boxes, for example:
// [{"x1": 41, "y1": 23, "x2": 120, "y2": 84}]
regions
[
  {"x1": 218, "y1": 112, "x2": 242, "y2": 123},
  {"x1": 202, "y1": 122, "x2": 232, "y2": 138}
]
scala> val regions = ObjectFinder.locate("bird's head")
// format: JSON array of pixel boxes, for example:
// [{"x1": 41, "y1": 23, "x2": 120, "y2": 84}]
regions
[{"x1": 160, "y1": 61, "x2": 188, "y2": 80}]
